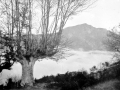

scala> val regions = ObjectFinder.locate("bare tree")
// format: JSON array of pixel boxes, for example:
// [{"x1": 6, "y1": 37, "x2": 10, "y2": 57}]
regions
[{"x1": 0, "y1": 0, "x2": 96, "y2": 86}]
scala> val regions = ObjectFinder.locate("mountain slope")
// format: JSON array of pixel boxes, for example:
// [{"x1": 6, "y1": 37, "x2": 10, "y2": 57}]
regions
[{"x1": 62, "y1": 23, "x2": 108, "y2": 51}]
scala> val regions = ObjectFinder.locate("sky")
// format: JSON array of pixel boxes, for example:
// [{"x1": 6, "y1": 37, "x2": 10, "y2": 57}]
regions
[{"x1": 65, "y1": 0, "x2": 120, "y2": 30}]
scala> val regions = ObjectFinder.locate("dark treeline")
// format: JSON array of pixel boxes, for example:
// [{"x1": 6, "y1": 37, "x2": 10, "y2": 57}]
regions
[{"x1": 35, "y1": 60, "x2": 120, "y2": 90}]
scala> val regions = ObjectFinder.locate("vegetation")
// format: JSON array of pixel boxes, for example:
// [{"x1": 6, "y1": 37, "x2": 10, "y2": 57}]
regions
[{"x1": 85, "y1": 79, "x2": 120, "y2": 90}]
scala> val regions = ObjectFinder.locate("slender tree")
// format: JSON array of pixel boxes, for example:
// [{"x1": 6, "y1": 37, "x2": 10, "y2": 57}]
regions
[
  {"x1": 0, "y1": 0, "x2": 96, "y2": 86},
  {"x1": 106, "y1": 25, "x2": 120, "y2": 59}
]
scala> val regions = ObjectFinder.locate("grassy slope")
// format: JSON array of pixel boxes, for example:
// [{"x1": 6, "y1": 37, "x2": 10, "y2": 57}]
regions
[{"x1": 84, "y1": 79, "x2": 120, "y2": 90}]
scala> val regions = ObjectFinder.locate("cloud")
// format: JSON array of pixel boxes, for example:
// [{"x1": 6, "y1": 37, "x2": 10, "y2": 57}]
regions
[{"x1": 0, "y1": 50, "x2": 113, "y2": 84}]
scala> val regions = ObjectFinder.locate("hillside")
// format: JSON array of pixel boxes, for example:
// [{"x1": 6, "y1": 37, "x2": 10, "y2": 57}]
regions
[{"x1": 62, "y1": 23, "x2": 108, "y2": 51}]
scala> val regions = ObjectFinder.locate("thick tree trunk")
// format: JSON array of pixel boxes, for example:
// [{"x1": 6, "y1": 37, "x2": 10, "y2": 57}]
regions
[{"x1": 20, "y1": 58, "x2": 35, "y2": 86}]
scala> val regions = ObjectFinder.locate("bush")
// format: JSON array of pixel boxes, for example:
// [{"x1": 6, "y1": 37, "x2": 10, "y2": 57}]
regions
[{"x1": 36, "y1": 61, "x2": 120, "y2": 90}]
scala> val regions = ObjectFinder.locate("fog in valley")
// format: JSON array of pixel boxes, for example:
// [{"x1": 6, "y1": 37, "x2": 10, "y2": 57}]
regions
[{"x1": 0, "y1": 49, "x2": 114, "y2": 85}]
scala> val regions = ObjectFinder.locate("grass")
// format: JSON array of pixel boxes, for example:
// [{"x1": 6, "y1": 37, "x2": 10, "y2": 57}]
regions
[
  {"x1": 9, "y1": 79, "x2": 120, "y2": 90},
  {"x1": 84, "y1": 79, "x2": 120, "y2": 90}
]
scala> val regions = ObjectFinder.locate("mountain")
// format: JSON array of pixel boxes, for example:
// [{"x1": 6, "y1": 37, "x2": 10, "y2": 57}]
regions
[{"x1": 62, "y1": 23, "x2": 108, "y2": 51}]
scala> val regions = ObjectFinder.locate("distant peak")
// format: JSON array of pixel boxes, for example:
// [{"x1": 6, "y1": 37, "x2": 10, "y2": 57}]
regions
[
  {"x1": 71, "y1": 23, "x2": 94, "y2": 28},
  {"x1": 81, "y1": 23, "x2": 89, "y2": 25},
  {"x1": 80, "y1": 23, "x2": 93, "y2": 27}
]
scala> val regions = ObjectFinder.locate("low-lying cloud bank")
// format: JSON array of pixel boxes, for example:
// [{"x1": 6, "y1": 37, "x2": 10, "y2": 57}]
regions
[{"x1": 0, "y1": 50, "x2": 114, "y2": 85}]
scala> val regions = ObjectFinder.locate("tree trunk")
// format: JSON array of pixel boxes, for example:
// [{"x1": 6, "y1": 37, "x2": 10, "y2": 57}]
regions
[{"x1": 20, "y1": 58, "x2": 35, "y2": 86}]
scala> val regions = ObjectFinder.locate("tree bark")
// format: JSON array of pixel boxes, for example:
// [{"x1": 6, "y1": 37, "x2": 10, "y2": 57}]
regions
[{"x1": 20, "y1": 58, "x2": 35, "y2": 86}]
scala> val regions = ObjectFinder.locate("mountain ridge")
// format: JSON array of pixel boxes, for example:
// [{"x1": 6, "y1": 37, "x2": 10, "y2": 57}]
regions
[{"x1": 62, "y1": 23, "x2": 108, "y2": 51}]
